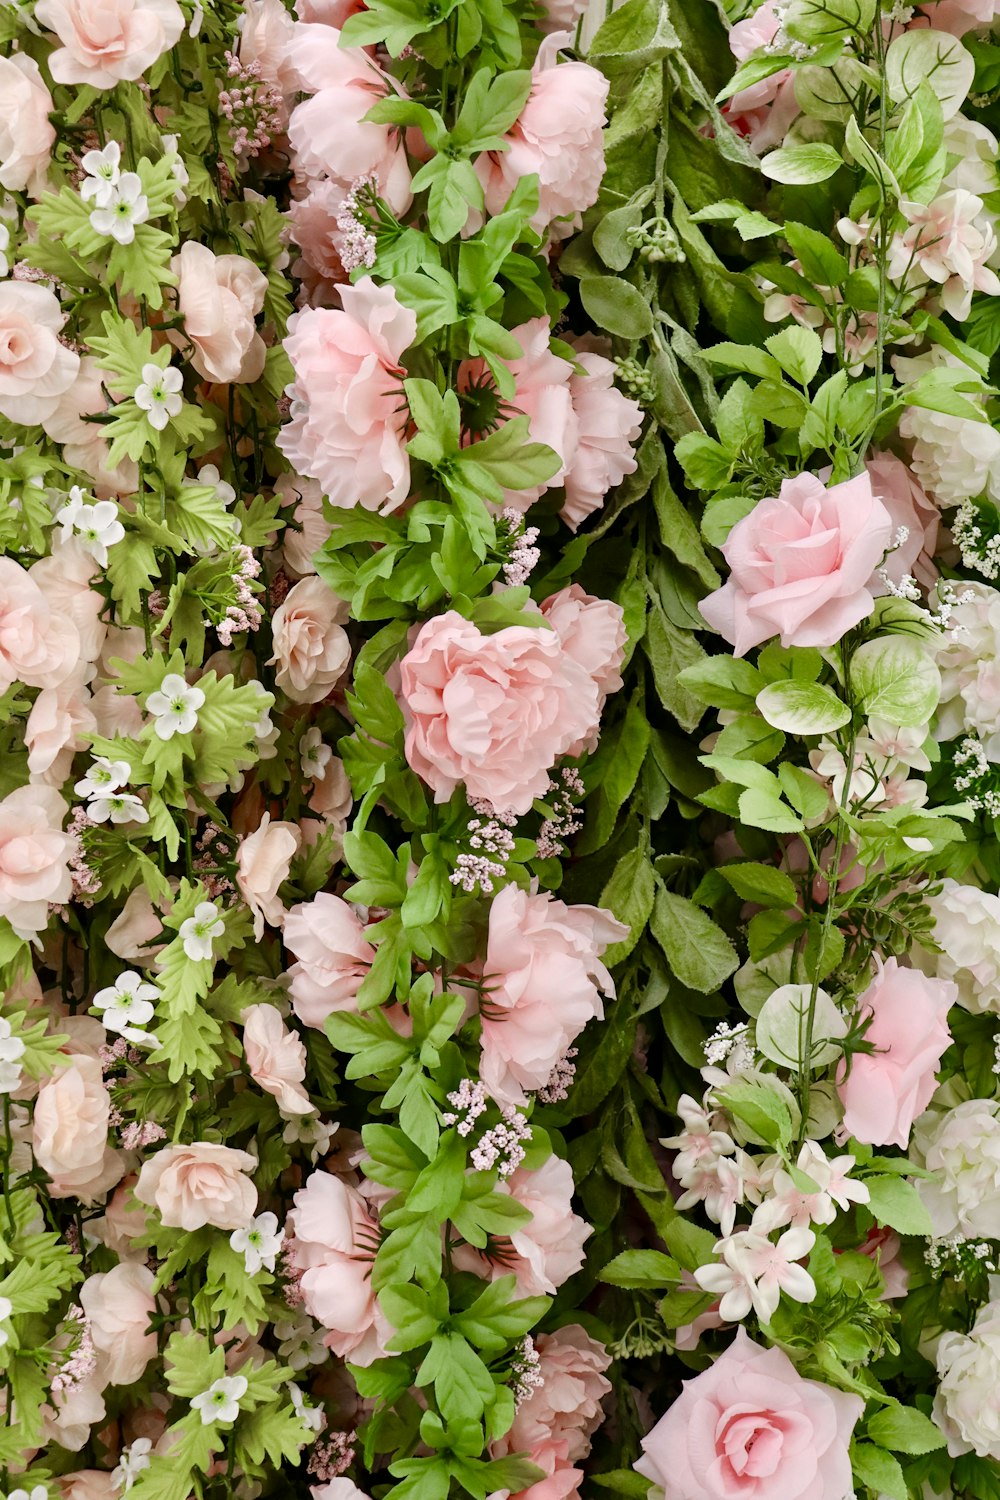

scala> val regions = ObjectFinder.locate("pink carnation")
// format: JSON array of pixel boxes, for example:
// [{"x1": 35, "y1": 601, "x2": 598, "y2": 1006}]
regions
[
  {"x1": 699, "y1": 471, "x2": 893, "y2": 656},
  {"x1": 492, "y1": 1325, "x2": 611, "y2": 1465},
  {"x1": 276, "y1": 474, "x2": 333, "y2": 577},
  {"x1": 283, "y1": 893, "x2": 375, "y2": 1028},
  {"x1": 278, "y1": 277, "x2": 416, "y2": 513},
  {"x1": 636, "y1": 1329, "x2": 862, "y2": 1500},
  {"x1": 479, "y1": 884, "x2": 625, "y2": 1105},
  {"x1": 287, "y1": 1171, "x2": 387, "y2": 1362},
  {"x1": 35, "y1": 0, "x2": 185, "y2": 87},
  {"x1": 540, "y1": 585, "x2": 626, "y2": 754},
  {"x1": 400, "y1": 611, "x2": 601, "y2": 816},
  {"x1": 837, "y1": 958, "x2": 955, "y2": 1150},
  {"x1": 0, "y1": 784, "x2": 75, "y2": 939},
  {"x1": 561, "y1": 352, "x2": 642, "y2": 530}
]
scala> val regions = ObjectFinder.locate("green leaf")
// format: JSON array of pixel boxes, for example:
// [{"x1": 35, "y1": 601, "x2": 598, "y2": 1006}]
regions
[
  {"x1": 851, "y1": 637, "x2": 940, "y2": 727},
  {"x1": 677, "y1": 655, "x2": 764, "y2": 710},
  {"x1": 756, "y1": 680, "x2": 851, "y2": 735},
  {"x1": 885, "y1": 27, "x2": 975, "y2": 120},
  {"x1": 650, "y1": 887, "x2": 738, "y2": 993},
  {"x1": 591, "y1": 1474, "x2": 652, "y2": 1498},
  {"x1": 866, "y1": 1403, "x2": 946, "y2": 1455},
  {"x1": 782, "y1": 222, "x2": 849, "y2": 287},
  {"x1": 764, "y1": 326, "x2": 824, "y2": 387},
  {"x1": 719, "y1": 863, "x2": 799, "y2": 910},
  {"x1": 579, "y1": 276, "x2": 655, "y2": 339},
  {"x1": 599, "y1": 845, "x2": 656, "y2": 965},
  {"x1": 864, "y1": 1175, "x2": 933, "y2": 1237},
  {"x1": 851, "y1": 1443, "x2": 907, "y2": 1500},
  {"x1": 600, "y1": 1249, "x2": 680, "y2": 1289},
  {"x1": 760, "y1": 144, "x2": 843, "y2": 184},
  {"x1": 165, "y1": 1333, "x2": 225, "y2": 1397},
  {"x1": 717, "y1": 1079, "x2": 793, "y2": 1149},
  {"x1": 452, "y1": 1276, "x2": 551, "y2": 1350}
]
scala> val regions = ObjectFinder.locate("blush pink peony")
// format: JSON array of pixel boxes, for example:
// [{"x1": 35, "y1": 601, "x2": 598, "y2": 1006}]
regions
[
  {"x1": 634, "y1": 1328, "x2": 863, "y2": 1500},
  {"x1": 276, "y1": 474, "x2": 333, "y2": 577},
  {"x1": 278, "y1": 278, "x2": 416, "y2": 513},
  {"x1": 32, "y1": 1053, "x2": 123, "y2": 1201},
  {"x1": 699, "y1": 471, "x2": 893, "y2": 656},
  {"x1": 241, "y1": 1002, "x2": 314, "y2": 1117},
  {"x1": 287, "y1": 1170, "x2": 387, "y2": 1362},
  {"x1": 399, "y1": 611, "x2": 602, "y2": 816},
  {"x1": 479, "y1": 884, "x2": 625, "y2": 1105},
  {"x1": 560, "y1": 351, "x2": 643, "y2": 530},
  {"x1": 837, "y1": 958, "x2": 955, "y2": 1149},
  {"x1": 0, "y1": 784, "x2": 76, "y2": 939},
  {"x1": 0, "y1": 283, "x2": 80, "y2": 428},
  {"x1": 491, "y1": 1325, "x2": 611, "y2": 1466},
  {"x1": 539, "y1": 586, "x2": 626, "y2": 754},
  {"x1": 0, "y1": 53, "x2": 55, "y2": 196},
  {"x1": 268, "y1": 576, "x2": 351, "y2": 704},
  {"x1": 79, "y1": 1262, "x2": 157, "y2": 1386},
  {"x1": 283, "y1": 893, "x2": 375, "y2": 1028},
  {"x1": 458, "y1": 1156, "x2": 592, "y2": 1296},
  {"x1": 235, "y1": 813, "x2": 301, "y2": 938},
  {"x1": 170, "y1": 242, "x2": 268, "y2": 385},
  {"x1": 134, "y1": 1141, "x2": 258, "y2": 1231},
  {"x1": 35, "y1": 0, "x2": 185, "y2": 87}
]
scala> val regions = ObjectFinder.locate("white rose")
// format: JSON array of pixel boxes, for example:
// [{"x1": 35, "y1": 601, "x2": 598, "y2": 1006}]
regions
[
  {"x1": 914, "y1": 1098, "x2": 1000, "y2": 1239},
  {"x1": 914, "y1": 879, "x2": 1000, "y2": 1014},
  {"x1": 894, "y1": 349, "x2": 1000, "y2": 506},
  {"x1": 935, "y1": 1302, "x2": 1000, "y2": 1458}
]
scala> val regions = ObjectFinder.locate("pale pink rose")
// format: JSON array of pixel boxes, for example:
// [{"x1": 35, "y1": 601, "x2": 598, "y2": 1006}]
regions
[
  {"x1": 920, "y1": 0, "x2": 1000, "y2": 33},
  {"x1": 888, "y1": 190, "x2": 1000, "y2": 320},
  {"x1": 0, "y1": 282, "x2": 80, "y2": 428},
  {"x1": 0, "y1": 53, "x2": 55, "y2": 196},
  {"x1": 105, "y1": 883, "x2": 169, "y2": 963},
  {"x1": 865, "y1": 451, "x2": 939, "y2": 590},
  {"x1": 236, "y1": 813, "x2": 301, "y2": 938},
  {"x1": 475, "y1": 36, "x2": 608, "y2": 238},
  {"x1": 288, "y1": 180, "x2": 351, "y2": 304},
  {"x1": 31, "y1": 540, "x2": 108, "y2": 664},
  {"x1": 400, "y1": 611, "x2": 602, "y2": 816},
  {"x1": 308, "y1": 754, "x2": 352, "y2": 828},
  {"x1": 0, "y1": 556, "x2": 80, "y2": 694},
  {"x1": 536, "y1": 0, "x2": 589, "y2": 31},
  {"x1": 458, "y1": 318, "x2": 576, "y2": 511},
  {"x1": 286, "y1": 25, "x2": 412, "y2": 214},
  {"x1": 0, "y1": 784, "x2": 75, "y2": 939},
  {"x1": 134, "y1": 1141, "x2": 258, "y2": 1231},
  {"x1": 267, "y1": 576, "x2": 351, "y2": 704},
  {"x1": 32, "y1": 1054, "x2": 123, "y2": 1201},
  {"x1": 91, "y1": 682, "x2": 145, "y2": 740},
  {"x1": 479, "y1": 884, "x2": 625, "y2": 1104},
  {"x1": 35, "y1": 0, "x2": 185, "y2": 86},
  {"x1": 283, "y1": 893, "x2": 374, "y2": 1028},
  {"x1": 560, "y1": 352, "x2": 642, "y2": 530},
  {"x1": 170, "y1": 242, "x2": 268, "y2": 385},
  {"x1": 722, "y1": 2, "x2": 801, "y2": 153},
  {"x1": 41, "y1": 359, "x2": 139, "y2": 497},
  {"x1": 59, "y1": 1472, "x2": 118, "y2": 1500},
  {"x1": 42, "y1": 1373, "x2": 107, "y2": 1451},
  {"x1": 25, "y1": 670, "x2": 97, "y2": 785},
  {"x1": 503, "y1": 1453, "x2": 583, "y2": 1500},
  {"x1": 239, "y1": 0, "x2": 297, "y2": 101},
  {"x1": 699, "y1": 471, "x2": 894, "y2": 656},
  {"x1": 492, "y1": 1326, "x2": 611, "y2": 1465},
  {"x1": 287, "y1": 1170, "x2": 387, "y2": 1362},
  {"x1": 79, "y1": 1262, "x2": 157, "y2": 1385},
  {"x1": 540, "y1": 585, "x2": 626, "y2": 754},
  {"x1": 242, "y1": 1002, "x2": 314, "y2": 1117},
  {"x1": 635, "y1": 1328, "x2": 863, "y2": 1500},
  {"x1": 459, "y1": 1157, "x2": 591, "y2": 1296},
  {"x1": 90, "y1": 1176, "x2": 149, "y2": 1260},
  {"x1": 837, "y1": 958, "x2": 955, "y2": 1150},
  {"x1": 277, "y1": 474, "x2": 333, "y2": 576},
  {"x1": 278, "y1": 278, "x2": 417, "y2": 513}
]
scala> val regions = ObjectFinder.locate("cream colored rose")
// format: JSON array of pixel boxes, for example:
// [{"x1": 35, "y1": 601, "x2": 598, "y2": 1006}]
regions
[
  {"x1": 32, "y1": 1054, "x2": 123, "y2": 1202},
  {"x1": 0, "y1": 53, "x2": 55, "y2": 196},
  {"x1": 0, "y1": 785, "x2": 76, "y2": 940},
  {"x1": 134, "y1": 1141, "x2": 258, "y2": 1230},
  {"x1": 171, "y1": 241, "x2": 268, "y2": 384},
  {"x1": 242, "y1": 1002, "x2": 313, "y2": 1117},
  {"x1": 0, "y1": 283, "x2": 80, "y2": 427},
  {"x1": 235, "y1": 813, "x2": 301, "y2": 939},
  {"x1": 268, "y1": 576, "x2": 351, "y2": 705},
  {"x1": 79, "y1": 1262, "x2": 157, "y2": 1386}
]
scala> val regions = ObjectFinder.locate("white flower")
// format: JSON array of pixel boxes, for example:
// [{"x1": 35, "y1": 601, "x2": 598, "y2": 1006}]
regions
[
  {"x1": 917, "y1": 877, "x2": 1000, "y2": 1014},
  {"x1": 693, "y1": 1225, "x2": 817, "y2": 1323},
  {"x1": 74, "y1": 756, "x2": 131, "y2": 799},
  {"x1": 134, "y1": 362, "x2": 183, "y2": 432},
  {"x1": 894, "y1": 348, "x2": 1000, "y2": 506},
  {"x1": 6, "y1": 1487, "x2": 48, "y2": 1500},
  {"x1": 914, "y1": 1097, "x2": 1000, "y2": 1239},
  {"x1": 0, "y1": 223, "x2": 10, "y2": 280},
  {"x1": 80, "y1": 140, "x2": 122, "y2": 206},
  {"x1": 112, "y1": 1436, "x2": 153, "y2": 1492},
  {"x1": 197, "y1": 463, "x2": 236, "y2": 509},
  {"x1": 55, "y1": 495, "x2": 125, "y2": 567},
  {"x1": 751, "y1": 1141, "x2": 869, "y2": 1234},
  {"x1": 87, "y1": 791, "x2": 149, "y2": 826},
  {"x1": 275, "y1": 1314, "x2": 329, "y2": 1371},
  {"x1": 91, "y1": 970, "x2": 158, "y2": 1043},
  {"x1": 0, "y1": 1018, "x2": 24, "y2": 1096},
  {"x1": 289, "y1": 1381, "x2": 325, "y2": 1435},
  {"x1": 300, "y1": 726, "x2": 332, "y2": 780},
  {"x1": 935, "y1": 1301, "x2": 1000, "y2": 1459},
  {"x1": 179, "y1": 901, "x2": 225, "y2": 961},
  {"x1": 191, "y1": 1374, "x2": 248, "y2": 1426},
  {"x1": 0, "y1": 1292, "x2": 12, "y2": 1345},
  {"x1": 89, "y1": 171, "x2": 149, "y2": 245},
  {"x1": 282, "y1": 1113, "x2": 337, "y2": 1165},
  {"x1": 230, "y1": 1210, "x2": 284, "y2": 1274},
  {"x1": 146, "y1": 672, "x2": 205, "y2": 739}
]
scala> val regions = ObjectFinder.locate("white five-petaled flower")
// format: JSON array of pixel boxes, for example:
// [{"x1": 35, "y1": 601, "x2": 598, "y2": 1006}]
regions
[
  {"x1": 87, "y1": 790, "x2": 150, "y2": 827},
  {"x1": 146, "y1": 672, "x2": 205, "y2": 740},
  {"x1": 230, "y1": 1210, "x2": 284, "y2": 1274},
  {"x1": 179, "y1": 901, "x2": 225, "y2": 962},
  {"x1": 74, "y1": 756, "x2": 131, "y2": 799},
  {"x1": 693, "y1": 1225, "x2": 817, "y2": 1324},
  {"x1": 0, "y1": 1292, "x2": 13, "y2": 1347},
  {"x1": 134, "y1": 362, "x2": 183, "y2": 432},
  {"x1": 111, "y1": 1436, "x2": 153, "y2": 1492},
  {"x1": 91, "y1": 971, "x2": 158, "y2": 1043},
  {"x1": 55, "y1": 493, "x2": 125, "y2": 567},
  {"x1": 191, "y1": 1374, "x2": 248, "y2": 1426},
  {"x1": 88, "y1": 170, "x2": 149, "y2": 245},
  {"x1": 6, "y1": 1486, "x2": 48, "y2": 1500},
  {"x1": 80, "y1": 141, "x2": 122, "y2": 207},
  {"x1": 751, "y1": 1141, "x2": 871, "y2": 1235},
  {"x1": 289, "y1": 1381, "x2": 325, "y2": 1435},
  {"x1": 0, "y1": 1017, "x2": 25, "y2": 1096},
  {"x1": 299, "y1": 726, "x2": 332, "y2": 780}
]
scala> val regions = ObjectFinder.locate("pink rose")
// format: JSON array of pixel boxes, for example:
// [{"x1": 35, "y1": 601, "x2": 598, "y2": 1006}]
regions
[
  {"x1": 59, "y1": 1473, "x2": 118, "y2": 1500},
  {"x1": 289, "y1": 180, "x2": 351, "y2": 303},
  {"x1": 459, "y1": 1157, "x2": 591, "y2": 1296},
  {"x1": 134, "y1": 1141, "x2": 258, "y2": 1231},
  {"x1": 919, "y1": 0, "x2": 1000, "y2": 34},
  {"x1": 475, "y1": 36, "x2": 608, "y2": 238},
  {"x1": 283, "y1": 893, "x2": 375, "y2": 1029},
  {"x1": 242, "y1": 1002, "x2": 314, "y2": 1117},
  {"x1": 105, "y1": 883, "x2": 169, "y2": 963},
  {"x1": 865, "y1": 451, "x2": 939, "y2": 590},
  {"x1": 286, "y1": 26, "x2": 412, "y2": 215},
  {"x1": 0, "y1": 53, "x2": 55, "y2": 196},
  {"x1": 79, "y1": 1262, "x2": 157, "y2": 1385},
  {"x1": 635, "y1": 1328, "x2": 863, "y2": 1500},
  {"x1": 35, "y1": 0, "x2": 184, "y2": 86},
  {"x1": 699, "y1": 471, "x2": 893, "y2": 656},
  {"x1": 308, "y1": 754, "x2": 352, "y2": 829},
  {"x1": 278, "y1": 279, "x2": 417, "y2": 513},
  {"x1": 560, "y1": 352, "x2": 643, "y2": 530},
  {"x1": 239, "y1": 0, "x2": 297, "y2": 102},
  {"x1": 25, "y1": 669, "x2": 97, "y2": 784},
  {"x1": 400, "y1": 611, "x2": 602, "y2": 816},
  {"x1": 295, "y1": 0, "x2": 364, "y2": 20},
  {"x1": 41, "y1": 359, "x2": 139, "y2": 496},
  {"x1": 236, "y1": 813, "x2": 301, "y2": 938},
  {"x1": 267, "y1": 576, "x2": 351, "y2": 704},
  {"x1": 0, "y1": 283, "x2": 80, "y2": 427},
  {"x1": 540, "y1": 585, "x2": 626, "y2": 754},
  {"x1": 32, "y1": 1053, "x2": 123, "y2": 1201},
  {"x1": 851, "y1": 1225, "x2": 909, "y2": 1300},
  {"x1": 536, "y1": 0, "x2": 589, "y2": 30},
  {"x1": 170, "y1": 242, "x2": 268, "y2": 385},
  {"x1": 31, "y1": 540, "x2": 108, "y2": 664},
  {"x1": 287, "y1": 1171, "x2": 387, "y2": 1362},
  {"x1": 479, "y1": 884, "x2": 625, "y2": 1104},
  {"x1": 492, "y1": 1325, "x2": 611, "y2": 1465},
  {"x1": 312, "y1": 1483, "x2": 372, "y2": 1500},
  {"x1": 0, "y1": 785, "x2": 75, "y2": 939},
  {"x1": 277, "y1": 474, "x2": 333, "y2": 577},
  {"x1": 837, "y1": 958, "x2": 955, "y2": 1149},
  {"x1": 0, "y1": 556, "x2": 81, "y2": 694}
]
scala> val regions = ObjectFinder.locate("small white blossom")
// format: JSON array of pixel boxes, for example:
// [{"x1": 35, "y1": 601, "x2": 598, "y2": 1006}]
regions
[
  {"x1": 230, "y1": 1210, "x2": 284, "y2": 1274},
  {"x1": 146, "y1": 672, "x2": 205, "y2": 739},
  {"x1": 179, "y1": 901, "x2": 225, "y2": 961},
  {"x1": 6, "y1": 1487, "x2": 48, "y2": 1500},
  {"x1": 191, "y1": 1374, "x2": 248, "y2": 1426},
  {"x1": 0, "y1": 1018, "x2": 24, "y2": 1096},
  {"x1": 0, "y1": 223, "x2": 10, "y2": 279},
  {"x1": 87, "y1": 791, "x2": 149, "y2": 826},
  {"x1": 74, "y1": 757, "x2": 131, "y2": 799},
  {"x1": 289, "y1": 1381, "x2": 325, "y2": 1435},
  {"x1": 299, "y1": 726, "x2": 332, "y2": 779},
  {"x1": 89, "y1": 171, "x2": 149, "y2": 245},
  {"x1": 55, "y1": 494, "x2": 125, "y2": 567},
  {"x1": 275, "y1": 1315, "x2": 329, "y2": 1371},
  {"x1": 91, "y1": 971, "x2": 158, "y2": 1043},
  {"x1": 134, "y1": 362, "x2": 183, "y2": 431},
  {"x1": 0, "y1": 1292, "x2": 12, "y2": 1347},
  {"x1": 694, "y1": 1226, "x2": 817, "y2": 1323},
  {"x1": 112, "y1": 1436, "x2": 153, "y2": 1492},
  {"x1": 80, "y1": 141, "x2": 122, "y2": 206},
  {"x1": 282, "y1": 1113, "x2": 338, "y2": 1164}
]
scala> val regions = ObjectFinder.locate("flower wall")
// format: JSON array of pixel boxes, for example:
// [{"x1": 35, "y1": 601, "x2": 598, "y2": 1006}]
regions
[{"x1": 6, "y1": 0, "x2": 1000, "y2": 1496}]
